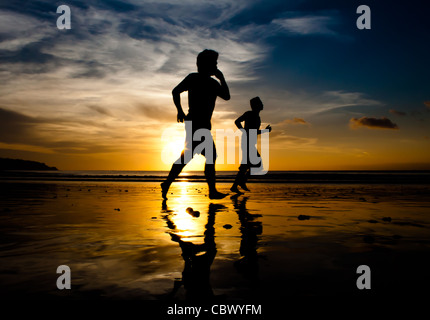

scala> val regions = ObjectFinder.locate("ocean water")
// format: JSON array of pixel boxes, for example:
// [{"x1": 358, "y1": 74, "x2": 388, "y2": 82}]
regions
[{"x1": 1, "y1": 170, "x2": 430, "y2": 184}]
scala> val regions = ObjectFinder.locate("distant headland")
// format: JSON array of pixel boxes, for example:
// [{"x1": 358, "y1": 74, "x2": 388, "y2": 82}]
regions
[{"x1": 0, "y1": 158, "x2": 58, "y2": 171}]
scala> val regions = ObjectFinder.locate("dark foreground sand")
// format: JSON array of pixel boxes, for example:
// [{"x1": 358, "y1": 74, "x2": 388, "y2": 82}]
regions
[{"x1": 1, "y1": 180, "x2": 430, "y2": 300}]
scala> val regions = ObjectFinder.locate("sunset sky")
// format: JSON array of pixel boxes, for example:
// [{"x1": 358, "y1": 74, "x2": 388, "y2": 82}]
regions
[{"x1": 1, "y1": 0, "x2": 429, "y2": 171}]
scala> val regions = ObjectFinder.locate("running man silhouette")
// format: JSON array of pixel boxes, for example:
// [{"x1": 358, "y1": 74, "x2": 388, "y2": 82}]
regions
[
  {"x1": 161, "y1": 49, "x2": 230, "y2": 200},
  {"x1": 231, "y1": 97, "x2": 272, "y2": 193}
]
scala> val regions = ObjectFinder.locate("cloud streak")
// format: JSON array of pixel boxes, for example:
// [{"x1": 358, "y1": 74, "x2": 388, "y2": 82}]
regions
[
  {"x1": 280, "y1": 117, "x2": 310, "y2": 125},
  {"x1": 349, "y1": 117, "x2": 399, "y2": 130},
  {"x1": 272, "y1": 15, "x2": 338, "y2": 36},
  {"x1": 389, "y1": 109, "x2": 407, "y2": 116}
]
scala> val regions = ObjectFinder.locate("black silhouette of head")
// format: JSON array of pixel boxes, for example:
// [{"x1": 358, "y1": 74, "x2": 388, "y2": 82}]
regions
[
  {"x1": 250, "y1": 96, "x2": 263, "y2": 111},
  {"x1": 197, "y1": 49, "x2": 218, "y2": 76}
]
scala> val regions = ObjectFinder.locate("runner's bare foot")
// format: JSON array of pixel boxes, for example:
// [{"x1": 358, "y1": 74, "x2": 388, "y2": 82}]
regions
[
  {"x1": 239, "y1": 183, "x2": 250, "y2": 192},
  {"x1": 230, "y1": 186, "x2": 244, "y2": 194}
]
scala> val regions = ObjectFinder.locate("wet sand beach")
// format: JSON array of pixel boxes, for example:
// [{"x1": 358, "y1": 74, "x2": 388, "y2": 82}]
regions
[{"x1": 1, "y1": 177, "x2": 430, "y2": 300}]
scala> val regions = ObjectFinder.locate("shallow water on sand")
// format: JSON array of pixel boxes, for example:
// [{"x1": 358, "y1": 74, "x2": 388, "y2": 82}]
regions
[{"x1": 1, "y1": 181, "x2": 429, "y2": 299}]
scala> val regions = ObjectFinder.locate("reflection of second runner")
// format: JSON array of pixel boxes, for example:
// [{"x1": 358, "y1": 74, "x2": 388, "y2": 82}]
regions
[{"x1": 161, "y1": 49, "x2": 231, "y2": 200}]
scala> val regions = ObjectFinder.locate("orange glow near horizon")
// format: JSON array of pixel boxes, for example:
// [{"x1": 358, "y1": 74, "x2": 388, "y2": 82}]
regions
[{"x1": 2, "y1": 131, "x2": 430, "y2": 171}]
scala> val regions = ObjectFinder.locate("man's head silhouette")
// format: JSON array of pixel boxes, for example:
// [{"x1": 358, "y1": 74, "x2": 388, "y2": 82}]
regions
[
  {"x1": 197, "y1": 49, "x2": 218, "y2": 76},
  {"x1": 250, "y1": 96, "x2": 264, "y2": 111}
]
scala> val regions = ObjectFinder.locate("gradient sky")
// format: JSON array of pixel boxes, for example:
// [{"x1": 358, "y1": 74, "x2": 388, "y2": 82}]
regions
[{"x1": 0, "y1": 0, "x2": 429, "y2": 171}]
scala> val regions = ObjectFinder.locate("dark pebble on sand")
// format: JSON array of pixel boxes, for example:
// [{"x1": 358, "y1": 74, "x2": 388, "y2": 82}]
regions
[
  {"x1": 151, "y1": 217, "x2": 157, "y2": 219},
  {"x1": 114, "y1": 208, "x2": 120, "y2": 211},
  {"x1": 298, "y1": 215, "x2": 310, "y2": 220},
  {"x1": 223, "y1": 224, "x2": 233, "y2": 229},
  {"x1": 186, "y1": 207, "x2": 200, "y2": 217},
  {"x1": 382, "y1": 217, "x2": 392, "y2": 222}
]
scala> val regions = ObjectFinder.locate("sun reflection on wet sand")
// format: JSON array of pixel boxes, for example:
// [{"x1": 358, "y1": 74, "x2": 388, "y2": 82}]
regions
[{"x1": 161, "y1": 182, "x2": 209, "y2": 242}]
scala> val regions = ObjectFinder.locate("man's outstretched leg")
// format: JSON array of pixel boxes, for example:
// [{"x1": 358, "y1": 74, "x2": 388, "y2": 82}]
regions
[
  {"x1": 161, "y1": 162, "x2": 186, "y2": 200},
  {"x1": 238, "y1": 168, "x2": 251, "y2": 192},
  {"x1": 205, "y1": 163, "x2": 228, "y2": 199}
]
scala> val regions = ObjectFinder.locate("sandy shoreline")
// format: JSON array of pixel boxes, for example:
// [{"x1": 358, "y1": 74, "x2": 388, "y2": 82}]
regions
[{"x1": 1, "y1": 180, "x2": 430, "y2": 299}]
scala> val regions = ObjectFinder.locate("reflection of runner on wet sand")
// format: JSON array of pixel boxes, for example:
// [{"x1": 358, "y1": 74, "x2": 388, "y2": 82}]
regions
[
  {"x1": 162, "y1": 200, "x2": 226, "y2": 300},
  {"x1": 231, "y1": 194, "x2": 262, "y2": 284}
]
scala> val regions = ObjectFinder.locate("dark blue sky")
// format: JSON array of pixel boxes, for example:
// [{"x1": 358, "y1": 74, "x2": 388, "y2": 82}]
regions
[{"x1": 257, "y1": 0, "x2": 429, "y2": 105}]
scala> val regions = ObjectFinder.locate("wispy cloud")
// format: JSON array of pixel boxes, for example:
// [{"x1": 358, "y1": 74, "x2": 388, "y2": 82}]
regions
[
  {"x1": 0, "y1": 10, "x2": 55, "y2": 51},
  {"x1": 272, "y1": 15, "x2": 338, "y2": 36},
  {"x1": 87, "y1": 105, "x2": 114, "y2": 117},
  {"x1": 321, "y1": 91, "x2": 382, "y2": 109},
  {"x1": 280, "y1": 117, "x2": 310, "y2": 125},
  {"x1": 389, "y1": 109, "x2": 407, "y2": 116},
  {"x1": 270, "y1": 132, "x2": 318, "y2": 148},
  {"x1": 259, "y1": 89, "x2": 383, "y2": 123}
]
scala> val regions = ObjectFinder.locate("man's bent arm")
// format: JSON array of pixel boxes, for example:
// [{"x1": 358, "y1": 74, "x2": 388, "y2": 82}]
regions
[
  {"x1": 172, "y1": 87, "x2": 184, "y2": 113},
  {"x1": 172, "y1": 82, "x2": 187, "y2": 122},
  {"x1": 235, "y1": 114, "x2": 246, "y2": 129},
  {"x1": 214, "y1": 70, "x2": 230, "y2": 101}
]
